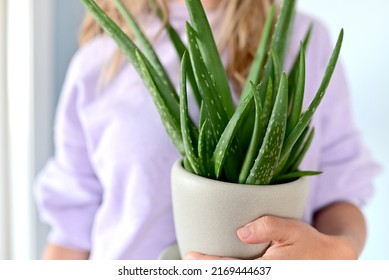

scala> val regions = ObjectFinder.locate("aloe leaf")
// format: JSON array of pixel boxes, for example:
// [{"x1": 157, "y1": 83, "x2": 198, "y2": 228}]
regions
[
  {"x1": 270, "y1": 49, "x2": 282, "y2": 99},
  {"x1": 288, "y1": 24, "x2": 313, "y2": 82},
  {"x1": 135, "y1": 50, "x2": 184, "y2": 154},
  {"x1": 271, "y1": 0, "x2": 296, "y2": 66},
  {"x1": 246, "y1": 73, "x2": 288, "y2": 185},
  {"x1": 286, "y1": 44, "x2": 306, "y2": 134},
  {"x1": 149, "y1": 0, "x2": 202, "y2": 107},
  {"x1": 279, "y1": 29, "x2": 344, "y2": 166},
  {"x1": 235, "y1": 5, "x2": 275, "y2": 153},
  {"x1": 239, "y1": 83, "x2": 263, "y2": 183},
  {"x1": 213, "y1": 89, "x2": 254, "y2": 178},
  {"x1": 198, "y1": 103, "x2": 216, "y2": 177},
  {"x1": 288, "y1": 127, "x2": 315, "y2": 172},
  {"x1": 280, "y1": 125, "x2": 309, "y2": 173},
  {"x1": 165, "y1": 25, "x2": 187, "y2": 59},
  {"x1": 180, "y1": 52, "x2": 201, "y2": 173},
  {"x1": 81, "y1": 0, "x2": 139, "y2": 67},
  {"x1": 287, "y1": 26, "x2": 312, "y2": 115},
  {"x1": 81, "y1": 0, "x2": 182, "y2": 131},
  {"x1": 258, "y1": 0, "x2": 296, "y2": 102},
  {"x1": 262, "y1": 78, "x2": 274, "y2": 130},
  {"x1": 198, "y1": 120, "x2": 215, "y2": 178},
  {"x1": 149, "y1": 0, "x2": 187, "y2": 56},
  {"x1": 186, "y1": 23, "x2": 239, "y2": 179},
  {"x1": 113, "y1": 0, "x2": 176, "y2": 99},
  {"x1": 82, "y1": 0, "x2": 203, "y2": 155},
  {"x1": 169, "y1": 29, "x2": 202, "y2": 107},
  {"x1": 183, "y1": 156, "x2": 194, "y2": 173},
  {"x1": 168, "y1": 33, "x2": 202, "y2": 109},
  {"x1": 240, "y1": 79, "x2": 272, "y2": 173},
  {"x1": 240, "y1": 5, "x2": 275, "y2": 101},
  {"x1": 185, "y1": 0, "x2": 235, "y2": 117},
  {"x1": 186, "y1": 23, "x2": 229, "y2": 137},
  {"x1": 199, "y1": 101, "x2": 206, "y2": 128},
  {"x1": 272, "y1": 170, "x2": 322, "y2": 184},
  {"x1": 186, "y1": 23, "x2": 241, "y2": 181}
]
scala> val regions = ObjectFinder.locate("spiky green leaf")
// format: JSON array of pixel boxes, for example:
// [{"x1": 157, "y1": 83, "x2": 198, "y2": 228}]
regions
[
  {"x1": 280, "y1": 125, "x2": 309, "y2": 174},
  {"x1": 135, "y1": 50, "x2": 184, "y2": 154},
  {"x1": 239, "y1": 83, "x2": 263, "y2": 183},
  {"x1": 81, "y1": 0, "x2": 183, "y2": 136},
  {"x1": 186, "y1": 22, "x2": 241, "y2": 181},
  {"x1": 186, "y1": 23, "x2": 228, "y2": 138},
  {"x1": 288, "y1": 24, "x2": 313, "y2": 84},
  {"x1": 279, "y1": 29, "x2": 344, "y2": 166},
  {"x1": 271, "y1": 0, "x2": 296, "y2": 66},
  {"x1": 180, "y1": 52, "x2": 201, "y2": 173},
  {"x1": 149, "y1": 0, "x2": 202, "y2": 107},
  {"x1": 288, "y1": 127, "x2": 315, "y2": 172},
  {"x1": 246, "y1": 73, "x2": 288, "y2": 185},
  {"x1": 286, "y1": 44, "x2": 306, "y2": 134},
  {"x1": 213, "y1": 89, "x2": 254, "y2": 178},
  {"x1": 257, "y1": 0, "x2": 296, "y2": 103},
  {"x1": 240, "y1": 5, "x2": 275, "y2": 101},
  {"x1": 272, "y1": 170, "x2": 321, "y2": 184},
  {"x1": 262, "y1": 78, "x2": 274, "y2": 129},
  {"x1": 271, "y1": 49, "x2": 282, "y2": 99},
  {"x1": 113, "y1": 0, "x2": 176, "y2": 98},
  {"x1": 198, "y1": 120, "x2": 215, "y2": 178},
  {"x1": 185, "y1": 0, "x2": 235, "y2": 117}
]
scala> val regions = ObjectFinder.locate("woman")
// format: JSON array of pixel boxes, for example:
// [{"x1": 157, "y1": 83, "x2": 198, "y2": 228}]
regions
[{"x1": 34, "y1": 0, "x2": 379, "y2": 259}]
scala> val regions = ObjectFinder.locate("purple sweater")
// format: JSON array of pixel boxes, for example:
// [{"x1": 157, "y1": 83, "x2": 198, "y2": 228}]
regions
[{"x1": 34, "y1": 3, "x2": 379, "y2": 259}]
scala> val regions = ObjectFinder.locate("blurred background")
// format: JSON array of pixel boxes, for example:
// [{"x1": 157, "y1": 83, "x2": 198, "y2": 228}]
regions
[{"x1": 0, "y1": 0, "x2": 388, "y2": 259}]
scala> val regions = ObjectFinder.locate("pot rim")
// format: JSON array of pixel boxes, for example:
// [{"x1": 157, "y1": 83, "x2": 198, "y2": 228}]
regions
[{"x1": 172, "y1": 158, "x2": 309, "y2": 189}]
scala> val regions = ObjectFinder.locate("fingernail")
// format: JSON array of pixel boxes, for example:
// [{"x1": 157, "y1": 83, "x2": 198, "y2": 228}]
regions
[{"x1": 237, "y1": 225, "x2": 252, "y2": 240}]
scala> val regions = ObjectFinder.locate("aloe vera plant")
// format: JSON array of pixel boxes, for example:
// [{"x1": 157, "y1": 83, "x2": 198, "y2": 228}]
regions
[{"x1": 81, "y1": 0, "x2": 343, "y2": 185}]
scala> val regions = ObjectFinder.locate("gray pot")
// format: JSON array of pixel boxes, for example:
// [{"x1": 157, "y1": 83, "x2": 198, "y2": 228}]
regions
[{"x1": 171, "y1": 159, "x2": 310, "y2": 259}]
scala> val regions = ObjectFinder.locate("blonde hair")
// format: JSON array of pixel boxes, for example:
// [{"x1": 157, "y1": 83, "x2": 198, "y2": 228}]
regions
[{"x1": 79, "y1": 0, "x2": 274, "y2": 92}]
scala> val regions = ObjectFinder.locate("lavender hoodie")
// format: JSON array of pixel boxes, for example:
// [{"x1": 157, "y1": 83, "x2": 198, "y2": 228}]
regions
[{"x1": 34, "y1": 3, "x2": 379, "y2": 259}]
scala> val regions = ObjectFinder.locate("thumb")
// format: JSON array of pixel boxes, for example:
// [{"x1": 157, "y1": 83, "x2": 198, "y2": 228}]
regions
[{"x1": 237, "y1": 216, "x2": 296, "y2": 244}]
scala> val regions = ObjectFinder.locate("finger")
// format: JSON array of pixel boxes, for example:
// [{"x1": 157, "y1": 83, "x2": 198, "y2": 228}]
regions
[
  {"x1": 237, "y1": 216, "x2": 297, "y2": 244},
  {"x1": 185, "y1": 252, "x2": 237, "y2": 260}
]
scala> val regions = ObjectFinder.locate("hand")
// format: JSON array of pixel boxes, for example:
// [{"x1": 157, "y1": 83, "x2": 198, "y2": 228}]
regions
[
  {"x1": 43, "y1": 243, "x2": 90, "y2": 260},
  {"x1": 185, "y1": 216, "x2": 359, "y2": 260}
]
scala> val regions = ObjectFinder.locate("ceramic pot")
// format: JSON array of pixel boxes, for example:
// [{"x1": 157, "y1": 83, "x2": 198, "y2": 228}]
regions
[{"x1": 171, "y1": 159, "x2": 310, "y2": 259}]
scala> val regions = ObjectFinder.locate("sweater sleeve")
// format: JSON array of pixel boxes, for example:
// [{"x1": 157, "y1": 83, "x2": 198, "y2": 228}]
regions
[
  {"x1": 34, "y1": 50, "x2": 103, "y2": 252},
  {"x1": 308, "y1": 22, "x2": 381, "y2": 213}
]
